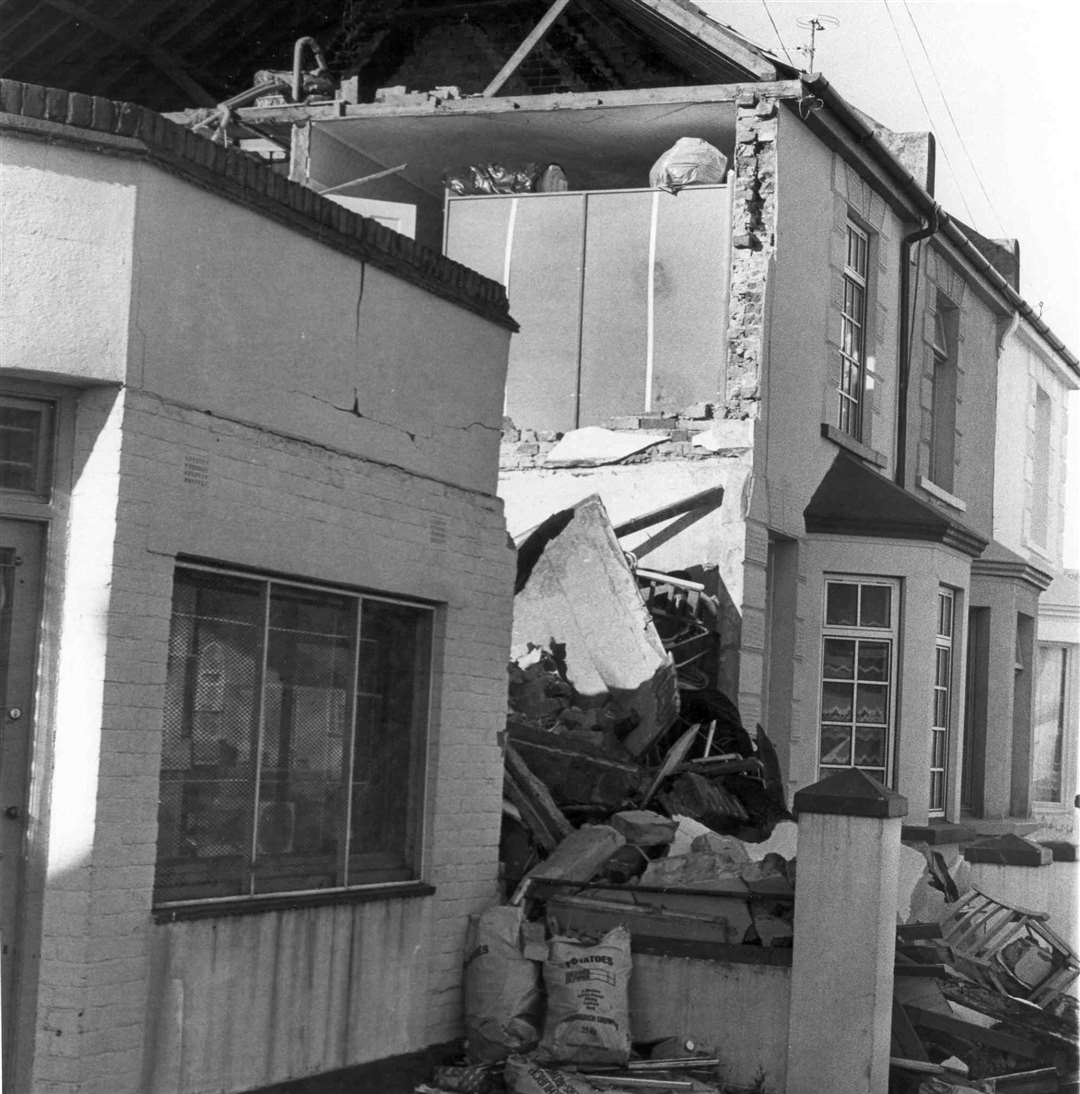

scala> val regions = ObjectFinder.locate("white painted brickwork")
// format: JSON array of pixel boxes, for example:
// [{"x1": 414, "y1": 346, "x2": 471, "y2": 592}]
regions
[{"x1": 31, "y1": 388, "x2": 514, "y2": 1093}]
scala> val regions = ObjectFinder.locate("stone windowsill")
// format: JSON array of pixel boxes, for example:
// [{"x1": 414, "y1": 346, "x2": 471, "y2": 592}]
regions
[
  {"x1": 820, "y1": 422, "x2": 887, "y2": 467},
  {"x1": 917, "y1": 475, "x2": 967, "y2": 513}
]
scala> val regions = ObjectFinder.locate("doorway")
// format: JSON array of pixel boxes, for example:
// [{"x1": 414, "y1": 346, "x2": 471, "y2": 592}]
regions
[{"x1": 0, "y1": 518, "x2": 44, "y2": 1080}]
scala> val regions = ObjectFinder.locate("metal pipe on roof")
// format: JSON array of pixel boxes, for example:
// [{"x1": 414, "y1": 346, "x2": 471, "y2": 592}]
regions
[
  {"x1": 801, "y1": 72, "x2": 1078, "y2": 374},
  {"x1": 292, "y1": 36, "x2": 329, "y2": 103}
]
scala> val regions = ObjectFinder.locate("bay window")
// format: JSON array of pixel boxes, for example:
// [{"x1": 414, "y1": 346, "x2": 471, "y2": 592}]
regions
[{"x1": 819, "y1": 577, "x2": 898, "y2": 785}]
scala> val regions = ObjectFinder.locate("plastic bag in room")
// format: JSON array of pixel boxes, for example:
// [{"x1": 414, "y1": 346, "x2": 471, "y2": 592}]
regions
[{"x1": 649, "y1": 138, "x2": 728, "y2": 193}]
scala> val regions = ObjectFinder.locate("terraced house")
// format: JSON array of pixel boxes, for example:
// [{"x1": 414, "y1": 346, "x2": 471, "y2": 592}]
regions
[{"x1": 0, "y1": 1, "x2": 1076, "y2": 1092}]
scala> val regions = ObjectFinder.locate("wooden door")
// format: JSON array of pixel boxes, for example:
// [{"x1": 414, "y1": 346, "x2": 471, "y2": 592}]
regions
[{"x1": 0, "y1": 519, "x2": 44, "y2": 1081}]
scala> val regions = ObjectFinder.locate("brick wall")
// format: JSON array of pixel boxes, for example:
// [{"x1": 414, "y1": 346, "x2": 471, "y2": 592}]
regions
[{"x1": 29, "y1": 387, "x2": 515, "y2": 1093}]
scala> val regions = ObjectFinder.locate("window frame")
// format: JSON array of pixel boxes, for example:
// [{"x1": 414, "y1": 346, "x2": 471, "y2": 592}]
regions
[
  {"x1": 1029, "y1": 385, "x2": 1052, "y2": 549},
  {"x1": 928, "y1": 294, "x2": 959, "y2": 493},
  {"x1": 153, "y1": 562, "x2": 437, "y2": 912},
  {"x1": 818, "y1": 576, "x2": 900, "y2": 787},
  {"x1": 929, "y1": 587, "x2": 956, "y2": 817},
  {"x1": 0, "y1": 394, "x2": 56, "y2": 500},
  {"x1": 837, "y1": 219, "x2": 871, "y2": 440},
  {"x1": 1032, "y1": 642, "x2": 1073, "y2": 806}
]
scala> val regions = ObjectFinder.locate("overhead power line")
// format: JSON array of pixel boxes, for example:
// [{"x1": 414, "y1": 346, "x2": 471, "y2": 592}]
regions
[
  {"x1": 881, "y1": 0, "x2": 977, "y2": 224},
  {"x1": 901, "y1": 0, "x2": 1007, "y2": 236},
  {"x1": 760, "y1": 0, "x2": 795, "y2": 68}
]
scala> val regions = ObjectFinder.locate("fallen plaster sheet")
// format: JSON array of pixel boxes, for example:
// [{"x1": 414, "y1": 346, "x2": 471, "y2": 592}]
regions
[
  {"x1": 512, "y1": 494, "x2": 677, "y2": 755},
  {"x1": 542, "y1": 427, "x2": 667, "y2": 467},
  {"x1": 691, "y1": 420, "x2": 753, "y2": 452}
]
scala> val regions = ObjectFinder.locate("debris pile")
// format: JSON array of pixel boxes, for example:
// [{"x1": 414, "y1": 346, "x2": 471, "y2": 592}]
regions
[
  {"x1": 420, "y1": 490, "x2": 1078, "y2": 1094},
  {"x1": 890, "y1": 884, "x2": 1079, "y2": 1093},
  {"x1": 415, "y1": 493, "x2": 796, "y2": 1092}
]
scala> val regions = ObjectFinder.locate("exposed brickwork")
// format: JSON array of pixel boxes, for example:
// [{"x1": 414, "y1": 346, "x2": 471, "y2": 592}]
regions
[
  {"x1": 0, "y1": 78, "x2": 513, "y2": 332},
  {"x1": 725, "y1": 95, "x2": 779, "y2": 417}
]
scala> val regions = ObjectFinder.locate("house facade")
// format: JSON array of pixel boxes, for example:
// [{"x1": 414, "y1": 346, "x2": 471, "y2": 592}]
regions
[
  {"x1": 0, "y1": 83, "x2": 515, "y2": 1093},
  {"x1": 993, "y1": 315, "x2": 1079, "y2": 838},
  {"x1": 219, "y1": 0, "x2": 1079, "y2": 834}
]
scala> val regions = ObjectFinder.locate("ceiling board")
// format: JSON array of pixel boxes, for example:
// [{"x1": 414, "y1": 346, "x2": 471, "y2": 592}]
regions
[{"x1": 312, "y1": 97, "x2": 737, "y2": 196}]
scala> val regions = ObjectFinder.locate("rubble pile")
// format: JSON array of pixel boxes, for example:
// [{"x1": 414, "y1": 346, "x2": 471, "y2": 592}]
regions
[
  {"x1": 419, "y1": 491, "x2": 1078, "y2": 1094},
  {"x1": 413, "y1": 494, "x2": 798, "y2": 1093},
  {"x1": 890, "y1": 887, "x2": 1079, "y2": 1093}
]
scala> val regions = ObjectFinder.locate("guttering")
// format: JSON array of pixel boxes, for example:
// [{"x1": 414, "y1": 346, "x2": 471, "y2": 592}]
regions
[
  {"x1": 802, "y1": 72, "x2": 1079, "y2": 377},
  {"x1": 897, "y1": 208, "x2": 939, "y2": 487}
]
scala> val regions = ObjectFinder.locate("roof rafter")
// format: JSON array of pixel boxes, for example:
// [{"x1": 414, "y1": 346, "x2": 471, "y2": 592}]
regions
[{"x1": 39, "y1": 0, "x2": 216, "y2": 104}]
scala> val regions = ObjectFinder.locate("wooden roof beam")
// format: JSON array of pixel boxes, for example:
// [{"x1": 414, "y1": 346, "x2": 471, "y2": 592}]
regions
[
  {"x1": 482, "y1": 0, "x2": 574, "y2": 96},
  {"x1": 39, "y1": 0, "x2": 216, "y2": 104}
]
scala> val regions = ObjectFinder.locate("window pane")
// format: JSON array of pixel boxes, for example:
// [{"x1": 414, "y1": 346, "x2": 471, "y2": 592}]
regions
[
  {"x1": 821, "y1": 681, "x2": 854, "y2": 722},
  {"x1": 155, "y1": 569, "x2": 263, "y2": 903},
  {"x1": 854, "y1": 725, "x2": 887, "y2": 766},
  {"x1": 859, "y1": 585, "x2": 891, "y2": 628},
  {"x1": 254, "y1": 584, "x2": 357, "y2": 893},
  {"x1": 820, "y1": 725, "x2": 851, "y2": 765},
  {"x1": 823, "y1": 638, "x2": 855, "y2": 679},
  {"x1": 826, "y1": 583, "x2": 858, "y2": 626},
  {"x1": 349, "y1": 600, "x2": 432, "y2": 882},
  {"x1": 929, "y1": 771, "x2": 944, "y2": 812},
  {"x1": 938, "y1": 592, "x2": 953, "y2": 638},
  {"x1": 935, "y1": 647, "x2": 951, "y2": 688},
  {"x1": 855, "y1": 684, "x2": 887, "y2": 724},
  {"x1": 857, "y1": 641, "x2": 889, "y2": 681},
  {"x1": 0, "y1": 400, "x2": 52, "y2": 495},
  {"x1": 1032, "y1": 646, "x2": 1067, "y2": 803},
  {"x1": 931, "y1": 730, "x2": 947, "y2": 769}
]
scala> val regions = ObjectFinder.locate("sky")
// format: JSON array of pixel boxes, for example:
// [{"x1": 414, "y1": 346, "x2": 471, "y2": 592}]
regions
[{"x1": 695, "y1": 0, "x2": 1080, "y2": 567}]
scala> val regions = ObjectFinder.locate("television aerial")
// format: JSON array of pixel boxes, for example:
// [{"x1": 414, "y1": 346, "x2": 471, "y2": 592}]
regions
[{"x1": 795, "y1": 14, "x2": 840, "y2": 72}]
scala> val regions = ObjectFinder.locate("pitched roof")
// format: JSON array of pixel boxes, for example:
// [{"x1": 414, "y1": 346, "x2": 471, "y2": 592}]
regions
[{"x1": 0, "y1": 0, "x2": 786, "y2": 112}]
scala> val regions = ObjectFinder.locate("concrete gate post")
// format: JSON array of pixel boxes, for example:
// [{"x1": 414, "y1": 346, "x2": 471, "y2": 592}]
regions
[{"x1": 785, "y1": 769, "x2": 907, "y2": 1094}]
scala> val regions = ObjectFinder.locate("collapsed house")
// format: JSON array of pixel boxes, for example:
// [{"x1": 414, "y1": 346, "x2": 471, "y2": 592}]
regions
[
  {"x1": 454, "y1": 490, "x2": 1078, "y2": 1094},
  {"x1": 2, "y1": 1, "x2": 1078, "y2": 1092},
  {"x1": 193, "y1": 0, "x2": 1080, "y2": 842}
]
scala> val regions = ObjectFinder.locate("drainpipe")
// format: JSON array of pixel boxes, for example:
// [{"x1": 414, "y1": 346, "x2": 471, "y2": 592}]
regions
[
  {"x1": 801, "y1": 72, "x2": 1079, "y2": 376},
  {"x1": 896, "y1": 206, "x2": 939, "y2": 488}
]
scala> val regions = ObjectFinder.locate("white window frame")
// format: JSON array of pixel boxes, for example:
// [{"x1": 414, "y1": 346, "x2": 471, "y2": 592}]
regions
[
  {"x1": 838, "y1": 220, "x2": 870, "y2": 439},
  {"x1": 1028, "y1": 385, "x2": 1052, "y2": 549},
  {"x1": 153, "y1": 563, "x2": 436, "y2": 909},
  {"x1": 929, "y1": 587, "x2": 956, "y2": 817},
  {"x1": 1032, "y1": 642, "x2": 1075, "y2": 807},
  {"x1": 818, "y1": 576, "x2": 900, "y2": 786}
]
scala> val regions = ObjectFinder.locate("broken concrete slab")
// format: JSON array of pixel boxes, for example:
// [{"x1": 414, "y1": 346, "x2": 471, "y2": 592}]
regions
[
  {"x1": 512, "y1": 495, "x2": 677, "y2": 757},
  {"x1": 610, "y1": 810, "x2": 678, "y2": 848},
  {"x1": 525, "y1": 825, "x2": 626, "y2": 890}
]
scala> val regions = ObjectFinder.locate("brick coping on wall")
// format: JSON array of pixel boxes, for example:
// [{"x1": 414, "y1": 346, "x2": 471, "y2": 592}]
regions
[{"x1": 0, "y1": 79, "x2": 516, "y2": 333}]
